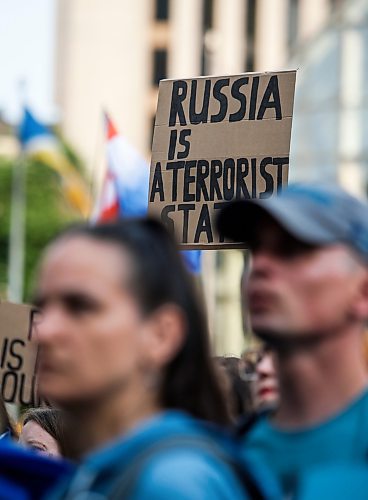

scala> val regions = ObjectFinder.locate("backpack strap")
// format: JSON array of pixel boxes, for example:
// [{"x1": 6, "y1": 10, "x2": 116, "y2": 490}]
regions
[
  {"x1": 109, "y1": 434, "x2": 266, "y2": 500},
  {"x1": 235, "y1": 409, "x2": 273, "y2": 438}
]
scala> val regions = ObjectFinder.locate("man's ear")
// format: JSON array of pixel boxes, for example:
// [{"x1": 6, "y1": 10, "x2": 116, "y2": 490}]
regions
[{"x1": 142, "y1": 305, "x2": 187, "y2": 368}]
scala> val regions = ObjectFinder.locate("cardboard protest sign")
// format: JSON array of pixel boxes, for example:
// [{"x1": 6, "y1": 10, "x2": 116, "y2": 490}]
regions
[
  {"x1": 0, "y1": 301, "x2": 40, "y2": 405},
  {"x1": 148, "y1": 70, "x2": 296, "y2": 248}
]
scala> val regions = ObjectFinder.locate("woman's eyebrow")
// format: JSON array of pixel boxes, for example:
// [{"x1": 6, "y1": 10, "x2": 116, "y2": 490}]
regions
[
  {"x1": 60, "y1": 292, "x2": 101, "y2": 308},
  {"x1": 32, "y1": 291, "x2": 97, "y2": 305}
]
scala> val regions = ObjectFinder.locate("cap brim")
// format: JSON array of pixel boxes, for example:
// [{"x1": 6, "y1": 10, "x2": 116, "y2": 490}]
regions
[
  {"x1": 216, "y1": 198, "x2": 339, "y2": 247},
  {"x1": 216, "y1": 200, "x2": 267, "y2": 244}
]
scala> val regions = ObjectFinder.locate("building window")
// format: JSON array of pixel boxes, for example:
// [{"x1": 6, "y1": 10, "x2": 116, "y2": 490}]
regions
[
  {"x1": 288, "y1": 0, "x2": 299, "y2": 48},
  {"x1": 203, "y1": 0, "x2": 213, "y2": 30},
  {"x1": 245, "y1": 0, "x2": 256, "y2": 71},
  {"x1": 201, "y1": 0, "x2": 214, "y2": 75},
  {"x1": 330, "y1": 0, "x2": 343, "y2": 9},
  {"x1": 153, "y1": 49, "x2": 167, "y2": 86},
  {"x1": 155, "y1": 0, "x2": 169, "y2": 21}
]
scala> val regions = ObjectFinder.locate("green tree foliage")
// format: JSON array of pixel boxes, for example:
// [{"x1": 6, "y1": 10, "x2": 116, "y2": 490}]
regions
[
  {"x1": 0, "y1": 156, "x2": 83, "y2": 301},
  {"x1": 0, "y1": 158, "x2": 11, "y2": 297}
]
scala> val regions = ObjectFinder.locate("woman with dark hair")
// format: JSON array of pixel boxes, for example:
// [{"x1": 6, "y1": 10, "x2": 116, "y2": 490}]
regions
[
  {"x1": 19, "y1": 408, "x2": 69, "y2": 458},
  {"x1": 32, "y1": 218, "x2": 270, "y2": 499},
  {"x1": 215, "y1": 356, "x2": 254, "y2": 422}
]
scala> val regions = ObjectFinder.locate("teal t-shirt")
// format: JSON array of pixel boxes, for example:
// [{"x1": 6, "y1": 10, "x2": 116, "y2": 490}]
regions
[
  {"x1": 244, "y1": 389, "x2": 368, "y2": 496},
  {"x1": 297, "y1": 463, "x2": 368, "y2": 500}
]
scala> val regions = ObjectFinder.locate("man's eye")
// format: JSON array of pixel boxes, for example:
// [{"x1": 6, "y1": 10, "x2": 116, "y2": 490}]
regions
[
  {"x1": 274, "y1": 237, "x2": 318, "y2": 259},
  {"x1": 278, "y1": 244, "x2": 303, "y2": 258}
]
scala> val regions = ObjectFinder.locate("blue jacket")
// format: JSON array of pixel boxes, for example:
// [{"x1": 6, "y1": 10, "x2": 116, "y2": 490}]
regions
[
  {"x1": 0, "y1": 438, "x2": 73, "y2": 499},
  {"x1": 49, "y1": 410, "x2": 279, "y2": 499}
]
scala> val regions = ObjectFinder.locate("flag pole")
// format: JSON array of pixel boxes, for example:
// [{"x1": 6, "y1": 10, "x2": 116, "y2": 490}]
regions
[
  {"x1": 8, "y1": 151, "x2": 26, "y2": 303},
  {"x1": 88, "y1": 108, "x2": 105, "y2": 218}
]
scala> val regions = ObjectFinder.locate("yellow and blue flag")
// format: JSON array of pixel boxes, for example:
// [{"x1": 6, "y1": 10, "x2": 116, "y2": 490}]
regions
[{"x1": 18, "y1": 107, "x2": 92, "y2": 217}]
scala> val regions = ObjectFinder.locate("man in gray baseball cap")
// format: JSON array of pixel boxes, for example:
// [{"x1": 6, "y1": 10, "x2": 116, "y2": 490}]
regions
[{"x1": 217, "y1": 184, "x2": 368, "y2": 497}]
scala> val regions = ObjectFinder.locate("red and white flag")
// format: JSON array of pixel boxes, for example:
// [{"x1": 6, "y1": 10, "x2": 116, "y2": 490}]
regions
[
  {"x1": 91, "y1": 114, "x2": 121, "y2": 222},
  {"x1": 93, "y1": 169, "x2": 120, "y2": 223},
  {"x1": 92, "y1": 112, "x2": 149, "y2": 222},
  {"x1": 92, "y1": 112, "x2": 202, "y2": 273}
]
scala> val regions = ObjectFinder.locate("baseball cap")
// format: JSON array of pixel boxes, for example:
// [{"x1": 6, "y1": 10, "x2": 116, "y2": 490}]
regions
[{"x1": 216, "y1": 184, "x2": 368, "y2": 263}]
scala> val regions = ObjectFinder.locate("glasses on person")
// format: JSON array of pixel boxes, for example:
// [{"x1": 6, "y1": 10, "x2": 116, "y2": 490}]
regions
[{"x1": 239, "y1": 347, "x2": 271, "y2": 382}]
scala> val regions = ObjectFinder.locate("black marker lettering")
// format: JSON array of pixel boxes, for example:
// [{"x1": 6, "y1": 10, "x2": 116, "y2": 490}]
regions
[
  {"x1": 177, "y1": 129, "x2": 192, "y2": 159},
  {"x1": 273, "y1": 157, "x2": 289, "y2": 192},
  {"x1": 211, "y1": 78, "x2": 229, "y2": 123},
  {"x1": 8, "y1": 339, "x2": 24, "y2": 371},
  {"x1": 194, "y1": 204, "x2": 213, "y2": 243},
  {"x1": 223, "y1": 158, "x2": 236, "y2": 201},
  {"x1": 0, "y1": 339, "x2": 8, "y2": 369},
  {"x1": 168, "y1": 130, "x2": 177, "y2": 160},
  {"x1": 150, "y1": 162, "x2": 165, "y2": 202},
  {"x1": 257, "y1": 75, "x2": 282, "y2": 120},
  {"x1": 2, "y1": 372, "x2": 17, "y2": 403},
  {"x1": 229, "y1": 77, "x2": 248, "y2": 122},
  {"x1": 210, "y1": 160, "x2": 223, "y2": 201},
  {"x1": 259, "y1": 157, "x2": 274, "y2": 198},
  {"x1": 178, "y1": 204, "x2": 195, "y2": 243},
  {"x1": 169, "y1": 80, "x2": 187, "y2": 126},
  {"x1": 161, "y1": 205, "x2": 175, "y2": 234},
  {"x1": 196, "y1": 160, "x2": 210, "y2": 201},
  {"x1": 189, "y1": 79, "x2": 211, "y2": 124},
  {"x1": 214, "y1": 202, "x2": 228, "y2": 242},
  {"x1": 236, "y1": 158, "x2": 251, "y2": 199},
  {"x1": 166, "y1": 161, "x2": 185, "y2": 202},
  {"x1": 251, "y1": 158, "x2": 257, "y2": 197},
  {"x1": 183, "y1": 160, "x2": 196, "y2": 202}
]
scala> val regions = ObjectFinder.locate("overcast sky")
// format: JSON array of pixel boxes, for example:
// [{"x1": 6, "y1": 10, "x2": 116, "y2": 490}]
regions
[{"x1": 0, "y1": 0, "x2": 57, "y2": 124}]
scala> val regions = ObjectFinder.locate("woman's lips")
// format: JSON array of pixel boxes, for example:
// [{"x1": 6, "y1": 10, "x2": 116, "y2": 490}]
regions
[
  {"x1": 258, "y1": 387, "x2": 277, "y2": 398},
  {"x1": 256, "y1": 379, "x2": 278, "y2": 400}
]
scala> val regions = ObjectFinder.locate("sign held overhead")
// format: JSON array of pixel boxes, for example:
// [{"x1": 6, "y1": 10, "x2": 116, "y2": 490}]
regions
[{"x1": 149, "y1": 70, "x2": 296, "y2": 249}]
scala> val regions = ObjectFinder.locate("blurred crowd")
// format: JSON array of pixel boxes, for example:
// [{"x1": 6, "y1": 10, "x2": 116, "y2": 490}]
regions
[{"x1": 1, "y1": 183, "x2": 368, "y2": 499}]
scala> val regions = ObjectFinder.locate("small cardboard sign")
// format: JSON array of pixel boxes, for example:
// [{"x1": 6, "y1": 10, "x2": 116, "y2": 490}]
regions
[
  {"x1": 0, "y1": 301, "x2": 40, "y2": 406},
  {"x1": 148, "y1": 70, "x2": 296, "y2": 248}
]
